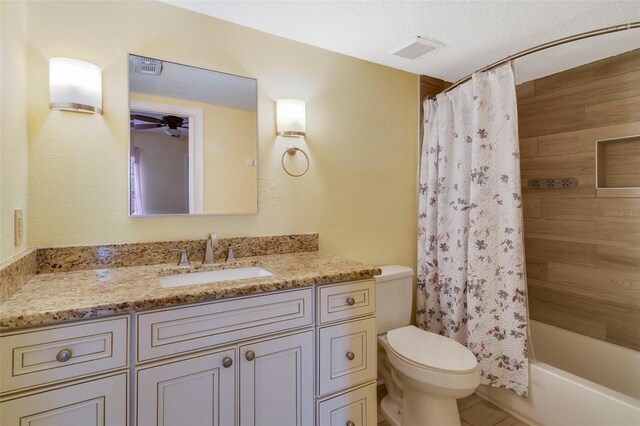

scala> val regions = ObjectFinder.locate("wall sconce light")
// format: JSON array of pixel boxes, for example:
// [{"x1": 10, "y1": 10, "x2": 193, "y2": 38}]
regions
[
  {"x1": 276, "y1": 99, "x2": 306, "y2": 137},
  {"x1": 49, "y1": 57, "x2": 102, "y2": 114},
  {"x1": 276, "y1": 99, "x2": 309, "y2": 177}
]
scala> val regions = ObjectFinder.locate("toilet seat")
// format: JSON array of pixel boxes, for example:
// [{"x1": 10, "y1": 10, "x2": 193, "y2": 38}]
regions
[{"x1": 386, "y1": 326, "x2": 478, "y2": 374}]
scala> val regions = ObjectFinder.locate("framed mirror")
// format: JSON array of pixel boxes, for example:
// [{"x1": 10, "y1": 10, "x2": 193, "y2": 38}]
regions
[{"x1": 128, "y1": 54, "x2": 258, "y2": 216}]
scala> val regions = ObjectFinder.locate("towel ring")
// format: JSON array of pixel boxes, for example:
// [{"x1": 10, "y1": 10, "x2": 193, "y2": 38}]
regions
[{"x1": 281, "y1": 146, "x2": 309, "y2": 177}]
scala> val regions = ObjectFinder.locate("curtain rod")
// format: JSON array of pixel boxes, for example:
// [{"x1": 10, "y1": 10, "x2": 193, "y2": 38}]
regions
[{"x1": 441, "y1": 21, "x2": 640, "y2": 94}]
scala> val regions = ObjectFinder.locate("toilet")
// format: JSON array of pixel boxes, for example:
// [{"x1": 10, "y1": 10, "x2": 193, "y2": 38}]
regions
[{"x1": 375, "y1": 265, "x2": 480, "y2": 426}]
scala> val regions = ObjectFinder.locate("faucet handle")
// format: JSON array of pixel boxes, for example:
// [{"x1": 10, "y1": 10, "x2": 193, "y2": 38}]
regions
[
  {"x1": 226, "y1": 244, "x2": 244, "y2": 262},
  {"x1": 170, "y1": 249, "x2": 189, "y2": 267}
]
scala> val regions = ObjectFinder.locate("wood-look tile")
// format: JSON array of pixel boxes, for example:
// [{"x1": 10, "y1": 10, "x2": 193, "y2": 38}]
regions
[
  {"x1": 515, "y1": 81, "x2": 535, "y2": 100},
  {"x1": 521, "y1": 186, "x2": 596, "y2": 198},
  {"x1": 540, "y1": 197, "x2": 640, "y2": 220},
  {"x1": 606, "y1": 310, "x2": 640, "y2": 350},
  {"x1": 585, "y1": 95, "x2": 640, "y2": 128},
  {"x1": 519, "y1": 137, "x2": 538, "y2": 158},
  {"x1": 524, "y1": 238, "x2": 597, "y2": 267},
  {"x1": 494, "y1": 416, "x2": 530, "y2": 426},
  {"x1": 457, "y1": 393, "x2": 484, "y2": 412},
  {"x1": 460, "y1": 400, "x2": 510, "y2": 426},
  {"x1": 528, "y1": 291, "x2": 607, "y2": 340},
  {"x1": 524, "y1": 217, "x2": 640, "y2": 248},
  {"x1": 525, "y1": 259, "x2": 548, "y2": 281},
  {"x1": 606, "y1": 174, "x2": 640, "y2": 187},
  {"x1": 534, "y1": 49, "x2": 640, "y2": 95},
  {"x1": 522, "y1": 197, "x2": 541, "y2": 218},
  {"x1": 597, "y1": 245, "x2": 640, "y2": 272},
  {"x1": 536, "y1": 121, "x2": 640, "y2": 157},
  {"x1": 519, "y1": 70, "x2": 640, "y2": 116},
  {"x1": 604, "y1": 138, "x2": 640, "y2": 177},
  {"x1": 528, "y1": 285, "x2": 640, "y2": 351},
  {"x1": 520, "y1": 151, "x2": 594, "y2": 178},
  {"x1": 546, "y1": 262, "x2": 640, "y2": 309},
  {"x1": 518, "y1": 105, "x2": 585, "y2": 139}
]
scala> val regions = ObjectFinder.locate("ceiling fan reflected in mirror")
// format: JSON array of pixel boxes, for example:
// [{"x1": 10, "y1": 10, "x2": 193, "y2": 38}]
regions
[{"x1": 130, "y1": 114, "x2": 189, "y2": 138}]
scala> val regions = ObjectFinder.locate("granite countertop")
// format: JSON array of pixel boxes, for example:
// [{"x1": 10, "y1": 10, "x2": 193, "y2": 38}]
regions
[{"x1": 0, "y1": 252, "x2": 380, "y2": 329}]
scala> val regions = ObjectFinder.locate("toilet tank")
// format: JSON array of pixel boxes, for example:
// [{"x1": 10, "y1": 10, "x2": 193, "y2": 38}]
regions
[{"x1": 374, "y1": 265, "x2": 414, "y2": 334}]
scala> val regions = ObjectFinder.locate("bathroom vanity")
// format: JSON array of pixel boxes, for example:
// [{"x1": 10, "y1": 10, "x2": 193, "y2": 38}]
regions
[{"x1": 0, "y1": 251, "x2": 379, "y2": 426}]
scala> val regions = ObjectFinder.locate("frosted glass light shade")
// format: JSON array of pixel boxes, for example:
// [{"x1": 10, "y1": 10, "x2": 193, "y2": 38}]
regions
[
  {"x1": 276, "y1": 99, "x2": 305, "y2": 137},
  {"x1": 49, "y1": 57, "x2": 102, "y2": 114}
]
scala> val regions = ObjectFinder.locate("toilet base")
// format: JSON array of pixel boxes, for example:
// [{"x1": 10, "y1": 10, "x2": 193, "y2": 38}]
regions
[
  {"x1": 402, "y1": 387, "x2": 461, "y2": 426},
  {"x1": 380, "y1": 388, "x2": 462, "y2": 426},
  {"x1": 380, "y1": 395, "x2": 402, "y2": 426}
]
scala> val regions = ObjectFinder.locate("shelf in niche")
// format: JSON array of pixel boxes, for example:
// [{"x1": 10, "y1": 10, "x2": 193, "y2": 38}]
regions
[{"x1": 595, "y1": 134, "x2": 640, "y2": 198}]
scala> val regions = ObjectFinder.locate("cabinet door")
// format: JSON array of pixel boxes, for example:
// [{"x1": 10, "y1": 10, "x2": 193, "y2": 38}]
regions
[
  {"x1": 0, "y1": 373, "x2": 127, "y2": 426},
  {"x1": 239, "y1": 331, "x2": 314, "y2": 426},
  {"x1": 136, "y1": 348, "x2": 235, "y2": 426}
]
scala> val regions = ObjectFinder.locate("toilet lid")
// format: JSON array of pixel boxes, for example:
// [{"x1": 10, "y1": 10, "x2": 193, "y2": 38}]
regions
[{"x1": 386, "y1": 326, "x2": 478, "y2": 373}]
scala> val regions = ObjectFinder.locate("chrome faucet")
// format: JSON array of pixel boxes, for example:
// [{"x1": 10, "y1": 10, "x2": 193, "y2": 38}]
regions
[
  {"x1": 226, "y1": 244, "x2": 244, "y2": 262},
  {"x1": 170, "y1": 249, "x2": 190, "y2": 267},
  {"x1": 204, "y1": 233, "x2": 218, "y2": 264}
]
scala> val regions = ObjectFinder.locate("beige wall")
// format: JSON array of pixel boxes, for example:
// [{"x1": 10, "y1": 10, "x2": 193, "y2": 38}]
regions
[
  {"x1": 0, "y1": 1, "x2": 29, "y2": 261},
  {"x1": 131, "y1": 92, "x2": 258, "y2": 214},
  {"x1": 25, "y1": 1, "x2": 418, "y2": 268}
]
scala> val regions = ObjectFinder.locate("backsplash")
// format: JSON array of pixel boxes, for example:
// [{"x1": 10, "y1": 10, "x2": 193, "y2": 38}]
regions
[
  {"x1": 35, "y1": 234, "x2": 319, "y2": 274},
  {"x1": 0, "y1": 248, "x2": 37, "y2": 303}
]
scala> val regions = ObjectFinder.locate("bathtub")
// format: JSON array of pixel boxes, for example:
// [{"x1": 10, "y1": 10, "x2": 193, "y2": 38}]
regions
[{"x1": 476, "y1": 320, "x2": 640, "y2": 426}]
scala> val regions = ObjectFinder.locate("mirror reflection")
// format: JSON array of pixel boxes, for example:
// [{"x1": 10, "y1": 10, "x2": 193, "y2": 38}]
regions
[{"x1": 128, "y1": 54, "x2": 258, "y2": 216}]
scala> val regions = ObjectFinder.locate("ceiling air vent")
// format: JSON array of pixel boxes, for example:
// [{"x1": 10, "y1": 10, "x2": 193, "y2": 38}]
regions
[
  {"x1": 392, "y1": 37, "x2": 444, "y2": 60},
  {"x1": 132, "y1": 57, "x2": 163, "y2": 75}
]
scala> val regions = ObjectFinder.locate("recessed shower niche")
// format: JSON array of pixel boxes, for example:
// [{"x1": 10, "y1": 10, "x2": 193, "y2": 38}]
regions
[{"x1": 596, "y1": 134, "x2": 640, "y2": 198}]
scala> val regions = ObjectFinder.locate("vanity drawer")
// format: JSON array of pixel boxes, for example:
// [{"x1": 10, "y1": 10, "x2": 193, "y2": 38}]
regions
[
  {"x1": 0, "y1": 316, "x2": 129, "y2": 394},
  {"x1": 317, "y1": 381, "x2": 377, "y2": 426},
  {"x1": 318, "y1": 317, "x2": 377, "y2": 396},
  {"x1": 137, "y1": 288, "x2": 313, "y2": 362},
  {"x1": 318, "y1": 279, "x2": 375, "y2": 324}
]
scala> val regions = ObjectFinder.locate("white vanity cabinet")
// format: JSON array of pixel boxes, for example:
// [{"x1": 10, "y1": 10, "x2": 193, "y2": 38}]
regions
[
  {"x1": 1, "y1": 278, "x2": 378, "y2": 426},
  {"x1": 315, "y1": 279, "x2": 378, "y2": 426}
]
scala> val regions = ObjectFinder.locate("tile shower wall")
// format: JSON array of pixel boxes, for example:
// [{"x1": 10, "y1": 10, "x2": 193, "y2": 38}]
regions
[{"x1": 516, "y1": 49, "x2": 640, "y2": 351}]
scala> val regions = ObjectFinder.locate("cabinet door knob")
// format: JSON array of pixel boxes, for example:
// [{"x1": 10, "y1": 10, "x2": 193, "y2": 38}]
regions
[
  {"x1": 56, "y1": 348, "x2": 73, "y2": 362},
  {"x1": 346, "y1": 351, "x2": 355, "y2": 361},
  {"x1": 346, "y1": 297, "x2": 356, "y2": 306},
  {"x1": 346, "y1": 421, "x2": 355, "y2": 426},
  {"x1": 245, "y1": 350, "x2": 255, "y2": 361},
  {"x1": 222, "y1": 356, "x2": 233, "y2": 368}
]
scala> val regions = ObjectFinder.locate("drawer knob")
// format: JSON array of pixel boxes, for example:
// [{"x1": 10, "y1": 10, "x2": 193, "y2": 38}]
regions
[
  {"x1": 245, "y1": 350, "x2": 255, "y2": 361},
  {"x1": 222, "y1": 356, "x2": 233, "y2": 368},
  {"x1": 346, "y1": 351, "x2": 355, "y2": 361},
  {"x1": 346, "y1": 297, "x2": 356, "y2": 306},
  {"x1": 56, "y1": 348, "x2": 73, "y2": 363},
  {"x1": 346, "y1": 421, "x2": 355, "y2": 426}
]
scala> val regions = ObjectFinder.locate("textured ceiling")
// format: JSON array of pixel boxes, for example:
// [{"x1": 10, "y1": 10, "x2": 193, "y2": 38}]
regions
[{"x1": 161, "y1": 0, "x2": 640, "y2": 83}]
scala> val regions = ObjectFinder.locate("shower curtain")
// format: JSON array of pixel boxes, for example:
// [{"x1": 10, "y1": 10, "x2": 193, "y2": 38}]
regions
[{"x1": 416, "y1": 65, "x2": 528, "y2": 397}]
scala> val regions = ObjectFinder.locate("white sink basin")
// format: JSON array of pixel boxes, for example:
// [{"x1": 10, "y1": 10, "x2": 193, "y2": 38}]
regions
[{"x1": 159, "y1": 267, "x2": 273, "y2": 288}]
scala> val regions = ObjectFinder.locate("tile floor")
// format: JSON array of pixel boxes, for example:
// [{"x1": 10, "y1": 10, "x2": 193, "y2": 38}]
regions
[{"x1": 377, "y1": 387, "x2": 529, "y2": 426}]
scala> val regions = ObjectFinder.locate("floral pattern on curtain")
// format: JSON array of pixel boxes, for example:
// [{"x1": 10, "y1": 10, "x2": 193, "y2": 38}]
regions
[{"x1": 417, "y1": 65, "x2": 529, "y2": 397}]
